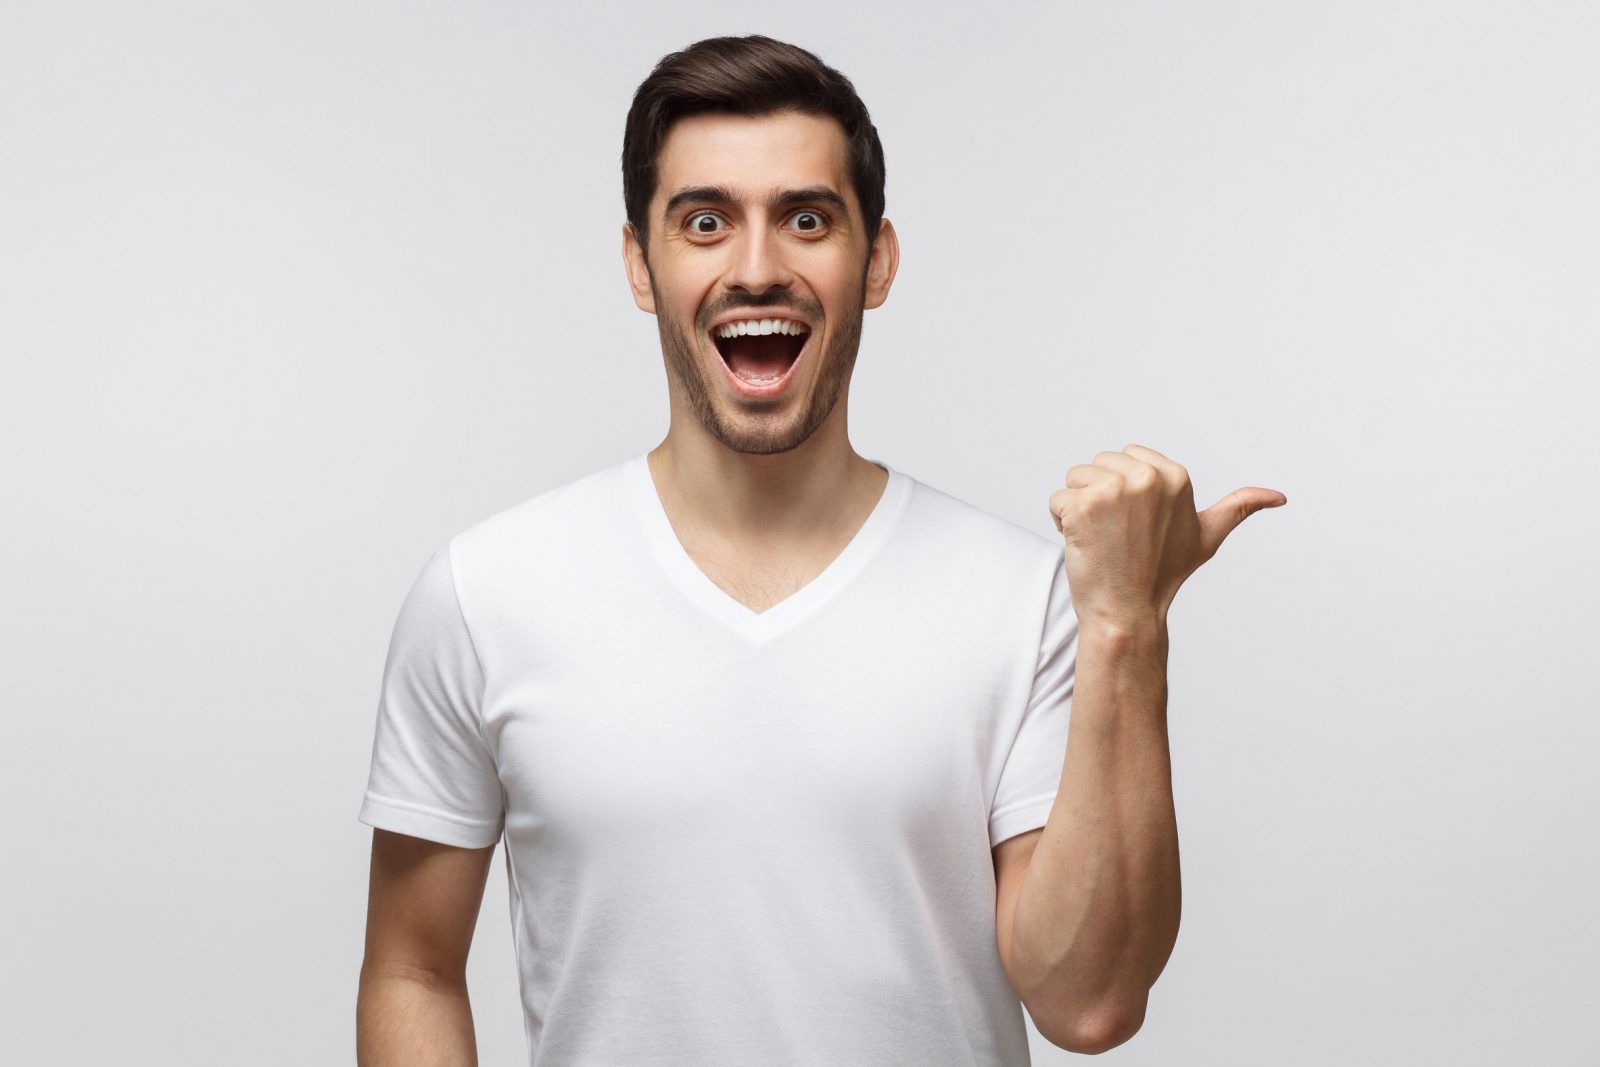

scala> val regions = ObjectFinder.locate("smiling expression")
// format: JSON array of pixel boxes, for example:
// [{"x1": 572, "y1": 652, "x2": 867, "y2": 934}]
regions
[{"x1": 623, "y1": 109, "x2": 898, "y2": 456}]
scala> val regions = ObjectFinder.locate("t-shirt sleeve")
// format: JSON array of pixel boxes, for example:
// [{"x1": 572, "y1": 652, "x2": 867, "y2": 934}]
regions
[
  {"x1": 989, "y1": 550, "x2": 1079, "y2": 848},
  {"x1": 357, "y1": 543, "x2": 506, "y2": 849}
]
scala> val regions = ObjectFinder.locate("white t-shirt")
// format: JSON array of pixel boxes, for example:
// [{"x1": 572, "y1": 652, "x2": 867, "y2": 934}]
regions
[{"x1": 358, "y1": 451, "x2": 1079, "y2": 1066}]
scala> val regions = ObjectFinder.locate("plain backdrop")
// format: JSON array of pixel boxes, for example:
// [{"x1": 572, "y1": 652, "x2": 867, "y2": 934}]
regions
[{"x1": 3, "y1": 1, "x2": 1596, "y2": 1063}]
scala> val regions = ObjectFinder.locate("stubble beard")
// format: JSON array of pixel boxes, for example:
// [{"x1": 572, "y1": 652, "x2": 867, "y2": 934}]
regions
[{"x1": 653, "y1": 276, "x2": 865, "y2": 458}]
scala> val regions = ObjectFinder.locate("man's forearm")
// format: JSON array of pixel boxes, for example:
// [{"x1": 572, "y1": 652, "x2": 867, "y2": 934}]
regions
[
  {"x1": 1008, "y1": 620, "x2": 1182, "y2": 1047},
  {"x1": 357, "y1": 966, "x2": 479, "y2": 1067}
]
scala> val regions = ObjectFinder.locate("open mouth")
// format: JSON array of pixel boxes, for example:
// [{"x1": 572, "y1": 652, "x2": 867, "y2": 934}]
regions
[{"x1": 711, "y1": 320, "x2": 811, "y2": 389}]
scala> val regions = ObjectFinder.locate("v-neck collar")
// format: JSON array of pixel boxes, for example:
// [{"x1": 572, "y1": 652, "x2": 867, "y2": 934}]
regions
[{"x1": 624, "y1": 450, "x2": 914, "y2": 645}]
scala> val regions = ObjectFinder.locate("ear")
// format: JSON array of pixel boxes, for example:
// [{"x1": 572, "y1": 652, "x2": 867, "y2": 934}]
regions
[
  {"x1": 862, "y1": 217, "x2": 900, "y2": 311},
  {"x1": 621, "y1": 222, "x2": 656, "y2": 314}
]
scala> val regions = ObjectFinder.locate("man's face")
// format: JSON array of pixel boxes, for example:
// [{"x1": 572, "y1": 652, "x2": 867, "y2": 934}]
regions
[{"x1": 623, "y1": 109, "x2": 897, "y2": 456}]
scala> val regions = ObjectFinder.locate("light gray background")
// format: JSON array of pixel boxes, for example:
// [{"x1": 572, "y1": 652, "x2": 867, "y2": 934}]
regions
[{"x1": 3, "y1": 1, "x2": 1595, "y2": 1063}]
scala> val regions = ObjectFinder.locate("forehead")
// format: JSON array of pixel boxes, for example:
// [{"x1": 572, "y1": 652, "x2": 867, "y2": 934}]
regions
[{"x1": 653, "y1": 110, "x2": 854, "y2": 211}]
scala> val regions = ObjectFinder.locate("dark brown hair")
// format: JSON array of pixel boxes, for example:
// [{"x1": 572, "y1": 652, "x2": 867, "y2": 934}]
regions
[{"x1": 622, "y1": 35, "x2": 886, "y2": 257}]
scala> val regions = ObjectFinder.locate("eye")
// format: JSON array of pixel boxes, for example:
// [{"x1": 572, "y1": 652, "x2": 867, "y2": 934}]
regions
[
  {"x1": 686, "y1": 211, "x2": 726, "y2": 235},
  {"x1": 790, "y1": 210, "x2": 828, "y2": 233}
]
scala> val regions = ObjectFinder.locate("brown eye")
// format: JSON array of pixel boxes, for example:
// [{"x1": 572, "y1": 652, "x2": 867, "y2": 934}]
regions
[
  {"x1": 688, "y1": 213, "x2": 723, "y2": 234},
  {"x1": 792, "y1": 211, "x2": 825, "y2": 232}
]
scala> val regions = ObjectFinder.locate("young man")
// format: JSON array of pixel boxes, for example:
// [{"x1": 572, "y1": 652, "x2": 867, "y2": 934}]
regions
[{"x1": 356, "y1": 34, "x2": 1284, "y2": 1066}]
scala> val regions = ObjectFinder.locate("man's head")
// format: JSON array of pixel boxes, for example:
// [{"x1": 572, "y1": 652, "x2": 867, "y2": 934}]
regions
[
  {"x1": 622, "y1": 35, "x2": 887, "y2": 260},
  {"x1": 620, "y1": 36, "x2": 899, "y2": 457}
]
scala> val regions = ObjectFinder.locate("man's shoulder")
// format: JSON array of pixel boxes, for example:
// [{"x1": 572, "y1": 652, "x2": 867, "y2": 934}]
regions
[
  {"x1": 889, "y1": 469, "x2": 1067, "y2": 641},
  {"x1": 901, "y1": 469, "x2": 1061, "y2": 568},
  {"x1": 445, "y1": 454, "x2": 631, "y2": 567}
]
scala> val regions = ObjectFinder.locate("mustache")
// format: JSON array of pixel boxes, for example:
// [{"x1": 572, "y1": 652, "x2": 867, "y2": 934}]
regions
[{"x1": 700, "y1": 293, "x2": 821, "y2": 326}]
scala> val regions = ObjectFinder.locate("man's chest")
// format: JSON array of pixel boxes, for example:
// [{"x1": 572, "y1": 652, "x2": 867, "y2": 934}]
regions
[
  {"x1": 478, "y1": 611, "x2": 1016, "y2": 854},
  {"x1": 675, "y1": 535, "x2": 854, "y2": 616}
]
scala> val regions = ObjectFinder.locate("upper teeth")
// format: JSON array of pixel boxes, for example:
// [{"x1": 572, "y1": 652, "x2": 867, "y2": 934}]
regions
[{"x1": 715, "y1": 318, "x2": 808, "y2": 338}]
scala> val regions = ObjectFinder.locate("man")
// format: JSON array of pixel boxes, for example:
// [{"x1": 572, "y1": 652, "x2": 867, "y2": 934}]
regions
[{"x1": 355, "y1": 34, "x2": 1286, "y2": 1066}]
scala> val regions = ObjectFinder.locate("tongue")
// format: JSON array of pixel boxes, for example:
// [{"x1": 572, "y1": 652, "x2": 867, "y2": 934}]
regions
[{"x1": 724, "y1": 334, "x2": 798, "y2": 380}]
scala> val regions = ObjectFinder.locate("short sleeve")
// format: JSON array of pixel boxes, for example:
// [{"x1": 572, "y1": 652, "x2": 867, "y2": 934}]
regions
[
  {"x1": 357, "y1": 543, "x2": 506, "y2": 848},
  {"x1": 989, "y1": 550, "x2": 1079, "y2": 847}
]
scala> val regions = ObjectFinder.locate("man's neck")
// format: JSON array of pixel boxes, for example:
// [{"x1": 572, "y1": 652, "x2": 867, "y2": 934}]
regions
[{"x1": 645, "y1": 438, "x2": 887, "y2": 552}]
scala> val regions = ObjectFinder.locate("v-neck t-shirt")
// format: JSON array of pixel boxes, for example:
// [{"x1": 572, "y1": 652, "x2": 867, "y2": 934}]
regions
[{"x1": 357, "y1": 451, "x2": 1081, "y2": 1066}]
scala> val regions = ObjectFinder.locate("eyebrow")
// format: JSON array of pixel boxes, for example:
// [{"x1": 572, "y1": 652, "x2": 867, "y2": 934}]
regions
[{"x1": 661, "y1": 184, "x2": 851, "y2": 224}]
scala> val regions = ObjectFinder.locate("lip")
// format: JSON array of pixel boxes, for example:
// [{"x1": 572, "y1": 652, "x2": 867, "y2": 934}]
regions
[{"x1": 714, "y1": 327, "x2": 812, "y2": 400}]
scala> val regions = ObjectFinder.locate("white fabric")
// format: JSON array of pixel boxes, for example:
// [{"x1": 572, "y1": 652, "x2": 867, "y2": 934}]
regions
[{"x1": 358, "y1": 451, "x2": 1079, "y2": 1066}]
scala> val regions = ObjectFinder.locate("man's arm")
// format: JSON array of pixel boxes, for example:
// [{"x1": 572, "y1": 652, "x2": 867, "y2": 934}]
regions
[
  {"x1": 1001, "y1": 444, "x2": 1279, "y2": 1052},
  {"x1": 999, "y1": 621, "x2": 1181, "y2": 1054},
  {"x1": 357, "y1": 828, "x2": 498, "y2": 1066}
]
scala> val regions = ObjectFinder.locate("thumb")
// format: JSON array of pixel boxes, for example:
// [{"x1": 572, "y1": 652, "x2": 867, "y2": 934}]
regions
[{"x1": 1197, "y1": 487, "x2": 1288, "y2": 559}]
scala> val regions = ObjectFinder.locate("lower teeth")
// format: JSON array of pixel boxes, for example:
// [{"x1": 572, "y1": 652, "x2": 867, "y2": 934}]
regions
[{"x1": 735, "y1": 371, "x2": 782, "y2": 384}]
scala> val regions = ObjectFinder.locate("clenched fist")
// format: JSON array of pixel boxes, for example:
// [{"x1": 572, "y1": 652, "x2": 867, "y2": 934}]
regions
[{"x1": 1048, "y1": 444, "x2": 1287, "y2": 633}]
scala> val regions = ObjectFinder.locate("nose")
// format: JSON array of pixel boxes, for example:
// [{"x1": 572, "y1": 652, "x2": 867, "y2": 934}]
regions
[{"x1": 720, "y1": 217, "x2": 794, "y2": 296}]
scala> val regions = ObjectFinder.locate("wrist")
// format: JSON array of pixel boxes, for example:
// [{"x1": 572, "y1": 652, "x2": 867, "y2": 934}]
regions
[{"x1": 1079, "y1": 614, "x2": 1169, "y2": 653}]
